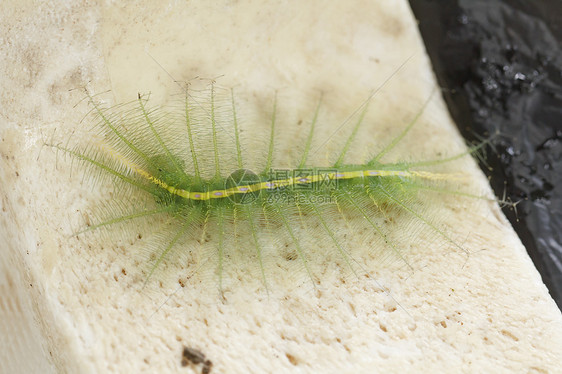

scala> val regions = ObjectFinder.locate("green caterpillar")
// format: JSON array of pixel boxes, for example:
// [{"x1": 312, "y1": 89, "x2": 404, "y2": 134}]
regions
[{"x1": 49, "y1": 83, "x2": 492, "y2": 295}]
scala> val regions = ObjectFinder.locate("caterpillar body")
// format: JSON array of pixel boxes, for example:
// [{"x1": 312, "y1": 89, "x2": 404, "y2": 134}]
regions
[{"x1": 49, "y1": 83, "x2": 491, "y2": 296}]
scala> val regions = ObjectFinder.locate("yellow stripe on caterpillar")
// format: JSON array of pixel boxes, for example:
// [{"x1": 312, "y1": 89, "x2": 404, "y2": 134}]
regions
[{"x1": 100, "y1": 143, "x2": 465, "y2": 202}]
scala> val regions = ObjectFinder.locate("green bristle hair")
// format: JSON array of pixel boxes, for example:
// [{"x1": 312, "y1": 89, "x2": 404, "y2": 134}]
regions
[{"x1": 47, "y1": 82, "x2": 496, "y2": 296}]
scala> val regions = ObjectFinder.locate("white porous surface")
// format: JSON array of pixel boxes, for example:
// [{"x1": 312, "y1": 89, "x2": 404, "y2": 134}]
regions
[{"x1": 1, "y1": 1, "x2": 562, "y2": 373}]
